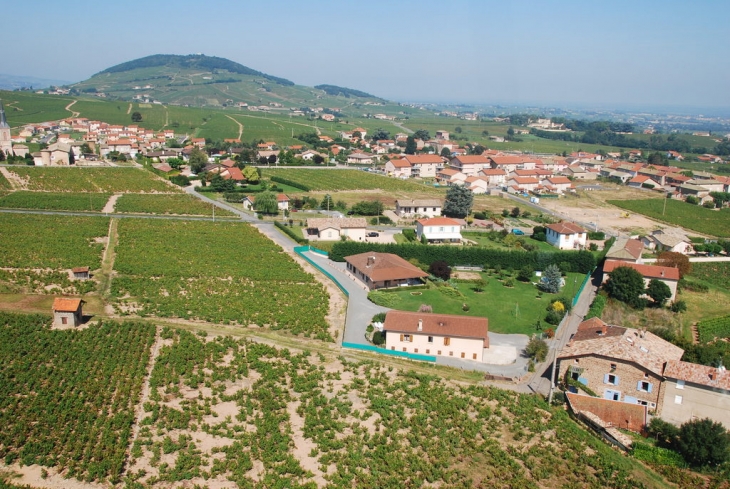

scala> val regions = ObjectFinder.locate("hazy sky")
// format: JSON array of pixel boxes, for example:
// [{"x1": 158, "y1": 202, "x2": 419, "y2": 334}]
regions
[{"x1": 5, "y1": 0, "x2": 729, "y2": 109}]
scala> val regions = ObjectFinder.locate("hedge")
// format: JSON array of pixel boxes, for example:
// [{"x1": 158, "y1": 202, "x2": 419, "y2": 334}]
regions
[
  {"x1": 584, "y1": 294, "x2": 607, "y2": 320},
  {"x1": 270, "y1": 176, "x2": 311, "y2": 191},
  {"x1": 274, "y1": 221, "x2": 308, "y2": 244},
  {"x1": 329, "y1": 242, "x2": 596, "y2": 274}
]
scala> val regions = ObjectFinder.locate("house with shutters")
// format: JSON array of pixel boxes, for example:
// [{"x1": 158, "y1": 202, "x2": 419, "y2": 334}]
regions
[
  {"x1": 557, "y1": 318, "x2": 684, "y2": 414},
  {"x1": 416, "y1": 217, "x2": 462, "y2": 244},
  {"x1": 448, "y1": 155, "x2": 491, "y2": 176},
  {"x1": 385, "y1": 158, "x2": 412, "y2": 178},
  {"x1": 394, "y1": 199, "x2": 442, "y2": 218},
  {"x1": 383, "y1": 310, "x2": 489, "y2": 361},
  {"x1": 545, "y1": 221, "x2": 587, "y2": 250}
]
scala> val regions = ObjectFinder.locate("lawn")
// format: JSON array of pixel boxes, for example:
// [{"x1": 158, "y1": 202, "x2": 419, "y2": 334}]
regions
[
  {"x1": 381, "y1": 271, "x2": 585, "y2": 335},
  {"x1": 607, "y1": 198, "x2": 730, "y2": 238}
]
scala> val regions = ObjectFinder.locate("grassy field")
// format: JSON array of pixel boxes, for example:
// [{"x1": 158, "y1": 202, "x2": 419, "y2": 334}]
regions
[
  {"x1": 0, "y1": 172, "x2": 11, "y2": 190},
  {"x1": 379, "y1": 271, "x2": 584, "y2": 335},
  {"x1": 0, "y1": 191, "x2": 110, "y2": 211},
  {"x1": 111, "y1": 219, "x2": 332, "y2": 340},
  {"x1": 688, "y1": 262, "x2": 730, "y2": 290},
  {"x1": 114, "y1": 193, "x2": 236, "y2": 216},
  {"x1": 263, "y1": 168, "x2": 437, "y2": 192},
  {"x1": 607, "y1": 198, "x2": 730, "y2": 237},
  {"x1": 6, "y1": 167, "x2": 179, "y2": 193},
  {"x1": 0, "y1": 90, "x2": 76, "y2": 126}
]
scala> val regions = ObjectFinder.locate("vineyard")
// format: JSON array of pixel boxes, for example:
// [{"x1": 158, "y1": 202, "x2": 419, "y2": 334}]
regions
[
  {"x1": 688, "y1": 262, "x2": 730, "y2": 291},
  {"x1": 263, "y1": 168, "x2": 436, "y2": 192},
  {"x1": 111, "y1": 219, "x2": 331, "y2": 340},
  {"x1": 0, "y1": 268, "x2": 96, "y2": 295},
  {"x1": 607, "y1": 198, "x2": 730, "y2": 238},
  {"x1": 0, "y1": 191, "x2": 111, "y2": 212},
  {"x1": 6, "y1": 167, "x2": 179, "y2": 193},
  {"x1": 697, "y1": 315, "x2": 730, "y2": 343},
  {"x1": 0, "y1": 214, "x2": 109, "y2": 269},
  {"x1": 120, "y1": 328, "x2": 669, "y2": 489},
  {"x1": 115, "y1": 193, "x2": 237, "y2": 216},
  {"x1": 0, "y1": 312, "x2": 156, "y2": 483},
  {"x1": 0, "y1": 172, "x2": 11, "y2": 190}
]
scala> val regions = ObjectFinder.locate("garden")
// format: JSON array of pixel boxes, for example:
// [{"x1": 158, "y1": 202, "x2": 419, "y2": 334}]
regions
[{"x1": 367, "y1": 268, "x2": 585, "y2": 335}]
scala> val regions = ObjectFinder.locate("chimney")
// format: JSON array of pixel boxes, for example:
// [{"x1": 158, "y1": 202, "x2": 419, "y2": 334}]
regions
[
  {"x1": 418, "y1": 319, "x2": 423, "y2": 331},
  {"x1": 601, "y1": 325, "x2": 607, "y2": 336}
]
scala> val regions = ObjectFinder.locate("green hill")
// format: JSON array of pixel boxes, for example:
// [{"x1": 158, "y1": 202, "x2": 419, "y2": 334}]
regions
[{"x1": 69, "y1": 54, "x2": 382, "y2": 109}]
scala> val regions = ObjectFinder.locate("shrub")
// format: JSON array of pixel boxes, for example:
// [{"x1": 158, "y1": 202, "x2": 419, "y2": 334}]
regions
[
  {"x1": 418, "y1": 304, "x2": 432, "y2": 313},
  {"x1": 676, "y1": 418, "x2": 730, "y2": 468},
  {"x1": 503, "y1": 278, "x2": 514, "y2": 287},
  {"x1": 372, "y1": 331, "x2": 385, "y2": 346},
  {"x1": 368, "y1": 291, "x2": 401, "y2": 307},
  {"x1": 402, "y1": 228, "x2": 417, "y2": 241},
  {"x1": 525, "y1": 336, "x2": 548, "y2": 362},
  {"x1": 670, "y1": 300, "x2": 687, "y2": 313},
  {"x1": 517, "y1": 266, "x2": 533, "y2": 282},
  {"x1": 429, "y1": 260, "x2": 451, "y2": 281},
  {"x1": 372, "y1": 312, "x2": 386, "y2": 323}
]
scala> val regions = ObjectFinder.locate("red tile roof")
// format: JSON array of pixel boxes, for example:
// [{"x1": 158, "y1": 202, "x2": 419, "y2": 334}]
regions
[
  {"x1": 546, "y1": 221, "x2": 586, "y2": 235},
  {"x1": 384, "y1": 310, "x2": 488, "y2": 347},
  {"x1": 603, "y1": 260, "x2": 679, "y2": 281},
  {"x1": 345, "y1": 252, "x2": 428, "y2": 282},
  {"x1": 53, "y1": 298, "x2": 83, "y2": 312},
  {"x1": 664, "y1": 360, "x2": 730, "y2": 390},
  {"x1": 417, "y1": 217, "x2": 461, "y2": 226}
]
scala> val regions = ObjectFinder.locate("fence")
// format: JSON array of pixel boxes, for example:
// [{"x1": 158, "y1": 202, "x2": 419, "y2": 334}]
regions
[
  {"x1": 342, "y1": 342, "x2": 437, "y2": 362},
  {"x1": 572, "y1": 268, "x2": 594, "y2": 307},
  {"x1": 293, "y1": 246, "x2": 349, "y2": 297}
]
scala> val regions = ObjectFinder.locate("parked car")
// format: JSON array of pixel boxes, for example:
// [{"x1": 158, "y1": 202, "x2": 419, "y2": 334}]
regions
[
  {"x1": 366, "y1": 232, "x2": 379, "y2": 237},
  {"x1": 511, "y1": 229, "x2": 525, "y2": 235}
]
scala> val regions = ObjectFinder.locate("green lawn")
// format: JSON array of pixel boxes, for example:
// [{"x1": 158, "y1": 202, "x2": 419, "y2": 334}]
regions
[{"x1": 382, "y1": 271, "x2": 584, "y2": 335}]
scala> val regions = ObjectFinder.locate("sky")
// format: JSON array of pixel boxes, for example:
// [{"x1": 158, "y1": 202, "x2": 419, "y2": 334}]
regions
[{"x1": 5, "y1": 0, "x2": 730, "y2": 110}]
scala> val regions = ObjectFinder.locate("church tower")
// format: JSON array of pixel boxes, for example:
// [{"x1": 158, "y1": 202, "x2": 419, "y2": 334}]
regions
[{"x1": 0, "y1": 100, "x2": 12, "y2": 155}]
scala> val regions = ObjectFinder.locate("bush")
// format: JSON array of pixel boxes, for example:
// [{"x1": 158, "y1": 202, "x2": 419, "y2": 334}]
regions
[
  {"x1": 372, "y1": 331, "x2": 385, "y2": 346},
  {"x1": 372, "y1": 312, "x2": 386, "y2": 323},
  {"x1": 676, "y1": 418, "x2": 730, "y2": 468},
  {"x1": 367, "y1": 291, "x2": 401, "y2": 307},
  {"x1": 585, "y1": 294, "x2": 607, "y2": 320},
  {"x1": 587, "y1": 231, "x2": 605, "y2": 240},
  {"x1": 429, "y1": 260, "x2": 451, "y2": 281},
  {"x1": 670, "y1": 300, "x2": 687, "y2": 313},
  {"x1": 525, "y1": 336, "x2": 548, "y2": 362},
  {"x1": 402, "y1": 228, "x2": 417, "y2": 241},
  {"x1": 517, "y1": 266, "x2": 533, "y2": 282},
  {"x1": 170, "y1": 175, "x2": 190, "y2": 187}
]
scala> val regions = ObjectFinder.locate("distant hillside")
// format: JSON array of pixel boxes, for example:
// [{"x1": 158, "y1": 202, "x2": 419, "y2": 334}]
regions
[
  {"x1": 98, "y1": 54, "x2": 294, "y2": 86},
  {"x1": 0, "y1": 73, "x2": 72, "y2": 90},
  {"x1": 314, "y1": 84, "x2": 377, "y2": 99},
  {"x1": 70, "y1": 54, "x2": 384, "y2": 109}
]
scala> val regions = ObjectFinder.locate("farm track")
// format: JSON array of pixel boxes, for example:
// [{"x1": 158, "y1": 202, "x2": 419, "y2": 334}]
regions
[
  {"x1": 65, "y1": 100, "x2": 80, "y2": 118},
  {"x1": 120, "y1": 329, "x2": 163, "y2": 481},
  {"x1": 98, "y1": 218, "x2": 118, "y2": 308},
  {"x1": 126, "y1": 103, "x2": 132, "y2": 115},
  {"x1": 225, "y1": 114, "x2": 244, "y2": 140},
  {"x1": 230, "y1": 113, "x2": 322, "y2": 135},
  {"x1": 0, "y1": 167, "x2": 25, "y2": 189}
]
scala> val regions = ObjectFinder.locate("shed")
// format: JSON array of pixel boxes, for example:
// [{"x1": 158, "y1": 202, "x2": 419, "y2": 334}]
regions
[
  {"x1": 52, "y1": 297, "x2": 84, "y2": 327},
  {"x1": 72, "y1": 266, "x2": 90, "y2": 280}
]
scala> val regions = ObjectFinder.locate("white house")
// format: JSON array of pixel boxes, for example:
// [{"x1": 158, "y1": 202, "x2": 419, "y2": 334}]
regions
[
  {"x1": 385, "y1": 158, "x2": 412, "y2": 178},
  {"x1": 402, "y1": 154, "x2": 442, "y2": 178},
  {"x1": 416, "y1": 217, "x2": 462, "y2": 244},
  {"x1": 449, "y1": 155, "x2": 491, "y2": 176},
  {"x1": 395, "y1": 199, "x2": 442, "y2": 218},
  {"x1": 384, "y1": 310, "x2": 489, "y2": 361},
  {"x1": 641, "y1": 229, "x2": 693, "y2": 255},
  {"x1": 305, "y1": 217, "x2": 367, "y2": 241},
  {"x1": 546, "y1": 221, "x2": 587, "y2": 250}
]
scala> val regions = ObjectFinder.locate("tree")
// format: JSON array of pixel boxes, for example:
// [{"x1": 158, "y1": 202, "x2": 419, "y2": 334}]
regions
[
  {"x1": 443, "y1": 184, "x2": 473, "y2": 218},
  {"x1": 405, "y1": 136, "x2": 417, "y2": 155},
  {"x1": 68, "y1": 150, "x2": 75, "y2": 165},
  {"x1": 507, "y1": 126, "x2": 515, "y2": 137},
  {"x1": 167, "y1": 157, "x2": 184, "y2": 170},
  {"x1": 320, "y1": 194, "x2": 333, "y2": 210},
  {"x1": 454, "y1": 126, "x2": 462, "y2": 134},
  {"x1": 510, "y1": 207, "x2": 521, "y2": 218},
  {"x1": 517, "y1": 266, "x2": 533, "y2": 282},
  {"x1": 440, "y1": 147, "x2": 451, "y2": 158},
  {"x1": 242, "y1": 166, "x2": 260, "y2": 184},
  {"x1": 429, "y1": 260, "x2": 451, "y2": 281},
  {"x1": 525, "y1": 336, "x2": 548, "y2": 362},
  {"x1": 188, "y1": 148, "x2": 208, "y2": 174},
  {"x1": 258, "y1": 156, "x2": 268, "y2": 165},
  {"x1": 254, "y1": 191, "x2": 278, "y2": 215},
  {"x1": 646, "y1": 279, "x2": 672, "y2": 306},
  {"x1": 80, "y1": 143, "x2": 92, "y2": 154},
  {"x1": 656, "y1": 251, "x2": 691, "y2": 278},
  {"x1": 370, "y1": 129, "x2": 389, "y2": 141},
  {"x1": 131, "y1": 111, "x2": 142, "y2": 122},
  {"x1": 267, "y1": 154, "x2": 277, "y2": 165},
  {"x1": 313, "y1": 154, "x2": 325, "y2": 165},
  {"x1": 604, "y1": 266, "x2": 646, "y2": 308},
  {"x1": 676, "y1": 418, "x2": 730, "y2": 468},
  {"x1": 539, "y1": 264, "x2": 562, "y2": 293},
  {"x1": 413, "y1": 129, "x2": 430, "y2": 141}
]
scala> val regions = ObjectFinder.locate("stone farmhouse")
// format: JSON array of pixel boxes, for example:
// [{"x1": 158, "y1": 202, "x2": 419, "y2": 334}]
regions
[
  {"x1": 602, "y1": 261, "x2": 680, "y2": 303},
  {"x1": 383, "y1": 310, "x2": 489, "y2": 361},
  {"x1": 661, "y1": 361, "x2": 730, "y2": 429}
]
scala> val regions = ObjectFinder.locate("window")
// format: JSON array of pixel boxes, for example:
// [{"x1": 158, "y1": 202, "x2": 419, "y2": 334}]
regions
[
  {"x1": 437, "y1": 350, "x2": 441, "y2": 355},
  {"x1": 427, "y1": 336, "x2": 433, "y2": 343},
  {"x1": 604, "y1": 374, "x2": 619, "y2": 386},
  {"x1": 414, "y1": 348, "x2": 418, "y2": 353},
  {"x1": 449, "y1": 351, "x2": 453, "y2": 356},
  {"x1": 402, "y1": 348, "x2": 407, "y2": 352},
  {"x1": 637, "y1": 381, "x2": 653, "y2": 393},
  {"x1": 461, "y1": 352, "x2": 465, "y2": 358},
  {"x1": 674, "y1": 395, "x2": 683, "y2": 405},
  {"x1": 610, "y1": 363, "x2": 617, "y2": 371},
  {"x1": 61, "y1": 317, "x2": 68, "y2": 325},
  {"x1": 676, "y1": 380, "x2": 685, "y2": 390},
  {"x1": 391, "y1": 347, "x2": 395, "y2": 351},
  {"x1": 444, "y1": 337, "x2": 451, "y2": 346},
  {"x1": 439, "y1": 226, "x2": 444, "y2": 232},
  {"x1": 426, "y1": 349, "x2": 430, "y2": 354},
  {"x1": 604, "y1": 389, "x2": 620, "y2": 401},
  {"x1": 473, "y1": 353, "x2": 477, "y2": 360},
  {"x1": 403, "y1": 334, "x2": 412, "y2": 342}
]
